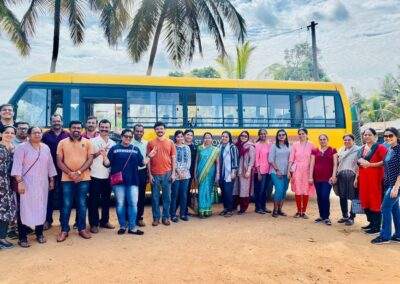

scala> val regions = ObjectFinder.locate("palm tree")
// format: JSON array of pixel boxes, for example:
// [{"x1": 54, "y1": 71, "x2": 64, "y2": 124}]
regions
[
  {"x1": 0, "y1": 0, "x2": 30, "y2": 56},
  {"x1": 21, "y1": 0, "x2": 90, "y2": 72},
  {"x1": 126, "y1": 0, "x2": 246, "y2": 76},
  {"x1": 216, "y1": 41, "x2": 255, "y2": 79}
]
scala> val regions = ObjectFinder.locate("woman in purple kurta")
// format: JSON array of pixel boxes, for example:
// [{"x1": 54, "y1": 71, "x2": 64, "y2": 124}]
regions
[{"x1": 11, "y1": 127, "x2": 57, "y2": 247}]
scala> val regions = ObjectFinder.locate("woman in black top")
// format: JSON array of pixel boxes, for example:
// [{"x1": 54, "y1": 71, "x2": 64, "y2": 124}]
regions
[{"x1": 371, "y1": 127, "x2": 400, "y2": 244}]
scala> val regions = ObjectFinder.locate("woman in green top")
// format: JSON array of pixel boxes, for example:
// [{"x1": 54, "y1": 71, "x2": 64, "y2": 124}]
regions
[{"x1": 195, "y1": 132, "x2": 219, "y2": 218}]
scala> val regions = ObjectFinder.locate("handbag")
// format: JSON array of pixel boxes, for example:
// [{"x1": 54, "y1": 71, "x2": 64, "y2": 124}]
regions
[
  {"x1": 351, "y1": 199, "x2": 364, "y2": 214},
  {"x1": 212, "y1": 186, "x2": 221, "y2": 204},
  {"x1": 190, "y1": 188, "x2": 199, "y2": 213},
  {"x1": 110, "y1": 150, "x2": 133, "y2": 186}
]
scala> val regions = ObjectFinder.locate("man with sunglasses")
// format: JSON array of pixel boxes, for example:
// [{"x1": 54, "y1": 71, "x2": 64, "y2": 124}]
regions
[
  {"x1": 12, "y1": 122, "x2": 29, "y2": 147},
  {"x1": 88, "y1": 119, "x2": 116, "y2": 233}
]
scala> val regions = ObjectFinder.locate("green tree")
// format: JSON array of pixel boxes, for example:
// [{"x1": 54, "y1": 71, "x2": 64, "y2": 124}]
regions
[
  {"x1": 216, "y1": 41, "x2": 255, "y2": 79},
  {"x1": 0, "y1": 0, "x2": 30, "y2": 55},
  {"x1": 264, "y1": 42, "x2": 329, "y2": 81},
  {"x1": 190, "y1": 66, "x2": 220, "y2": 78},
  {"x1": 126, "y1": 0, "x2": 246, "y2": 76},
  {"x1": 168, "y1": 66, "x2": 220, "y2": 78}
]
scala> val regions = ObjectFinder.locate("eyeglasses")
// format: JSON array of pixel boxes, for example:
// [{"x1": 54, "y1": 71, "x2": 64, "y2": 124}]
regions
[
  {"x1": 123, "y1": 135, "x2": 133, "y2": 139},
  {"x1": 240, "y1": 135, "x2": 249, "y2": 138},
  {"x1": 18, "y1": 128, "x2": 29, "y2": 131},
  {"x1": 384, "y1": 134, "x2": 395, "y2": 138}
]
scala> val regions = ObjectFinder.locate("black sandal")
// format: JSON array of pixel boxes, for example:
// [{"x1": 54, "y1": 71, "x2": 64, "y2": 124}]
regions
[
  {"x1": 18, "y1": 240, "x2": 30, "y2": 248},
  {"x1": 36, "y1": 235, "x2": 47, "y2": 244}
]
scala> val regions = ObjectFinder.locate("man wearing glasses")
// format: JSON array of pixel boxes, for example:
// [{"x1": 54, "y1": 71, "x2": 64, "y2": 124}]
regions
[
  {"x1": 12, "y1": 122, "x2": 30, "y2": 147},
  {"x1": 0, "y1": 104, "x2": 15, "y2": 136},
  {"x1": 88, "y1": 119, "x2": 116, "y2": 233}
]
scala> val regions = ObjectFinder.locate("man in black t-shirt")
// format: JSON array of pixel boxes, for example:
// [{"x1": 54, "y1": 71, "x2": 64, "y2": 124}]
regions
[{"x1": 184, "y1": 129, "x2": 197, "y2": 215}]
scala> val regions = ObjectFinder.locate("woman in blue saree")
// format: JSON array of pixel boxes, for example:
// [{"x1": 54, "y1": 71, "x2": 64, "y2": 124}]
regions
[{"x1": 195, "y1": 132, "x2": 220, "y2": 218}]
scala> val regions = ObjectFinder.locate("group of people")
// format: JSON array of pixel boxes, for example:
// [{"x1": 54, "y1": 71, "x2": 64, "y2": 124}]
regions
[{"x1": 1, "y1": 102, "x2": 400, "y2": 250}]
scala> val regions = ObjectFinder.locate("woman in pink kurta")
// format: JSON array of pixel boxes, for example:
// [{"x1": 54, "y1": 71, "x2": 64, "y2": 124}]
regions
[
  {"x1": 288, "y1": 128, "x2": 315, "y2": 218},
  {"x1": 11, "y1": 127, "x2": 57, "y2": 247}
]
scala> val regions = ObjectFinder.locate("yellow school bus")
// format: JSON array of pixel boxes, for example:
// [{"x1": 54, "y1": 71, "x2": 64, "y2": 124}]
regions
[{"x1": 9, "y1": 73, "x2": 351, "y2": 148}]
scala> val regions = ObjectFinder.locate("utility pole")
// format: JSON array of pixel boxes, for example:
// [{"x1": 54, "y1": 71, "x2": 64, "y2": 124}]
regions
[{"x1": 307, "y1": 21, "x2": 318, "y2": 81}]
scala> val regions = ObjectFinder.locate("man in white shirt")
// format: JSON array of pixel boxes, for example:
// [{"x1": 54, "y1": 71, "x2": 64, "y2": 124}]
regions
[
  {"x1": 132, "y1": 124, "x2": 148, "y2": 227},
  {"x1": 89, "y1": 119, "x2": 116, "y2": 233}
]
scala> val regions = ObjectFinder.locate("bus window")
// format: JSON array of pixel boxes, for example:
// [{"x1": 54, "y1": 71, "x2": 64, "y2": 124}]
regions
[
  {"x1": 188, "y1": 93, "x2": 223, "y2": 127},
  {"x1": 70, "y1": 89, "x2": 80, "y2": 121},
  {"x1": 16, "y1": 88, "x2": 47, "y2": 126},
  {"x1": 127, "y1": 90, "x2": 156, "y2": 127},
  {"x1": 303, "y1": 95, "x2": 337, "y2": 127},
  {"x1": 157, "y1": 92, "x2": 183, "y2": 127},
  {"x1": 268, "y1": 94, "x2": 291, "y2": 127},
  {"x1": 48, "y1": 89, "x2": 63, "y2": 120},
  {"x1": 324, "y1": 96, "x2": 336, "y2": 127},
  {"x1": 223, "y1": 93, "x2": 238, "y2": 127},
  {"x1": 242, "y1": 93, "x2": 268, "y2": 127}
]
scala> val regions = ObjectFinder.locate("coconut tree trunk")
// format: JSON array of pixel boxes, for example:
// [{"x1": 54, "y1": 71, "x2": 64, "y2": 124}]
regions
[
  {"x1": 50, "y1": 0, "x2": 61, "y2": 73},
  {"x1": 146, "y1": 6, "x2": 167, "y2": 76}
]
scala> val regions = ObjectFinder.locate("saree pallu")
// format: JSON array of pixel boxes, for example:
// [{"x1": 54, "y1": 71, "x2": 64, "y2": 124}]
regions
[{"x1": 197, "y1": 145, "x2": 219, "y2": 216}]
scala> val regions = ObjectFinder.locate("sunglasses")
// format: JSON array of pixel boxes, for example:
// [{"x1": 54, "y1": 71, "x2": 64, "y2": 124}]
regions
[
  {"x1": 123, "y1": 135, "x2": 133, "y2": 139},
  {"x1": 384, "y1": 134, "x2": 395, "y2": 138}
]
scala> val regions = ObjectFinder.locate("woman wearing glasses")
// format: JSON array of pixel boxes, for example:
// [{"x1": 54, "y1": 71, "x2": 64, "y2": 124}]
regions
[
  {"x1": 103, "y1": 129, "x2": 155, "y2": 235},
  {"x1": 357, "y1": 128, "x2": 387, "y2": 235},
  {"x1": 309, "y1": 134, "x2": 338, "y2": 226},
  {"x1": 371, "y1": 127, "x2": 400, "y2": 244},
  {"x1": 269, "y1": 129, "x2": 290, "y2": 217},
  {"x1": 233, "y1": 130, "x2": 256, "y2": 214},
  {"x1": 288, "y1": 128, "x2": 315, "y2": 219}
]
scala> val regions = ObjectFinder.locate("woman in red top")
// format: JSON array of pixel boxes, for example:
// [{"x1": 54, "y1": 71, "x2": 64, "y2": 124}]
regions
[
  {"x1": 309, "y1": 134, "x2": 338, "y2": 226},
  {"x1": 358, "y1": 128, "x2": 387, "y2": 234}
]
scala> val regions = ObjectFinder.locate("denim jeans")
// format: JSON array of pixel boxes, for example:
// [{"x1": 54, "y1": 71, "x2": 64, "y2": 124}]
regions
[
  {"x1": 219, "y1": 180, "x2": 234, "y2": 211},
  {"x1": 315, "y1": 181, "x2": 332, "y2": 220},
  {"x1": 60, "y1": 181, "x2": 90, "y2": 232},
  {"x1": 151, "y1": 172, "x2": 172, "y2": 221},
  {"x1": 113, "y1": 185, "x2": 139, "y2": 230},
  {"x1": 380, "y1": 188, "x2": 400, "y2": 240},
  {"x1": 271, "y1": 173, "x2": 289, "y2": 201},
  {"x1": 254, "y1": 173, "x2": 270, "y2": 211},
  {"x1": 170, "y1": 179, "x2": 190, "y2": 218}
]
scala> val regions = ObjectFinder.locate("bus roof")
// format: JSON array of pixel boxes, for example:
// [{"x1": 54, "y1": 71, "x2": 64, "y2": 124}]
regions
[{"x1": 26, "y1": 73, "x2": 342, "y2": 91}]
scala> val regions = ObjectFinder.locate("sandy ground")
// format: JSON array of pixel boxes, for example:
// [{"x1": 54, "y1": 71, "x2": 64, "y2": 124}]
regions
[{"x1": 1, "y1": 194, "x2": 400, "y2": 284}]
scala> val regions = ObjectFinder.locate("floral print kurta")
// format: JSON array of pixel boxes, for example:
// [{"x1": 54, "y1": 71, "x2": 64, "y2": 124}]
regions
[{"x1": 0, "y1": 144, "x2": 16, "y2": 222}]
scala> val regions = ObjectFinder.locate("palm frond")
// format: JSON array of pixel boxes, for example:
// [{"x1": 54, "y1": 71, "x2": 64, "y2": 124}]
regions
[
  {"x1": 195, "y1": 0, "x2": 226, "y2": 56},
  {"x1": 20, "y1": 0, "x2": 49, "y2": 37},
  {"x1": 126, "y1": 0, "x2": 162, "y2": 63},
  {"x1": 236, "y1": 41, "x2": 255, "y2": 79},
  {"x1": 62, "y1": 0, "x2": 85, "y2": 44},
  {"x1": 0, "y1": 0, "x2": 30, "y2": 55},
  {"x1": 99, "y1": 0, "x2": 130, "y2": 46},
  {"x1": 215, "y1": 55, "x2": 235, "y2": 79},
  {"x1": 207, "y1": 0, "x2": 246, "y2": 42}
]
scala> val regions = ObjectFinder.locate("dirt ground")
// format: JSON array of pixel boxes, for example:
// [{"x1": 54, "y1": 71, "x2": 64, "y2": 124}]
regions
[{"x1": 1, "y1": 194, "x2": 399, "y2": 284}]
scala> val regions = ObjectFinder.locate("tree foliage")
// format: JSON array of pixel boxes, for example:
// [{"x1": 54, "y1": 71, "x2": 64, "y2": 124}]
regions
[
  {"x1": 264, "y1": 42, "x2": 329, "y2": 81},
  {"x1": 350, "y1": 68, "x2": 400, "y2": 123},
  {"x1": 168, "y1": 66, "x2": 221, "y2": 78}
]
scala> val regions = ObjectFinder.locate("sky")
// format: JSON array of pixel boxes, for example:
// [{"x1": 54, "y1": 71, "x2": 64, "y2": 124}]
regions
[{"x1": 0, "y1": 0, "x2": 399, "y2": 103}]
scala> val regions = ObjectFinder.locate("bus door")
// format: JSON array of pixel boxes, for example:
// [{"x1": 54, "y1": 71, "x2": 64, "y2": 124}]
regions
[{"x1": 84, "y1": 100, "x2": 123, "y2": 132}]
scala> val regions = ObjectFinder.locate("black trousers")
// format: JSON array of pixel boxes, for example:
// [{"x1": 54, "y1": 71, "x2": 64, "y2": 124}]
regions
[
  {"x1": 46, "y1": 174, "x2": 62, "y2": 224},
  {"x1": 0, "y1": 220, "x2": 8, "y2": 239},
  {"x1": 19, "y1": 225, "x2": 44, "y2": 241},
  {"x1": 136, "y1": 169, "x2": 148, "y2": 223},
  {"x1": 88, "y1": 177, "x2": 112, "y2": 227}
]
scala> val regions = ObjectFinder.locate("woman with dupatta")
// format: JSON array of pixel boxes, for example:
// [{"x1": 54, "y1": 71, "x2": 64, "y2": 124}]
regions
[
  {"x1": 195, "y1": 132, "x2": 219, "y2": 218},
  {"x1": 358, "y1": 128, "x2": 387, "y2": 234},
  {"x1": 233, "y1": 131, "x2": 256, "y2": 214}
]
